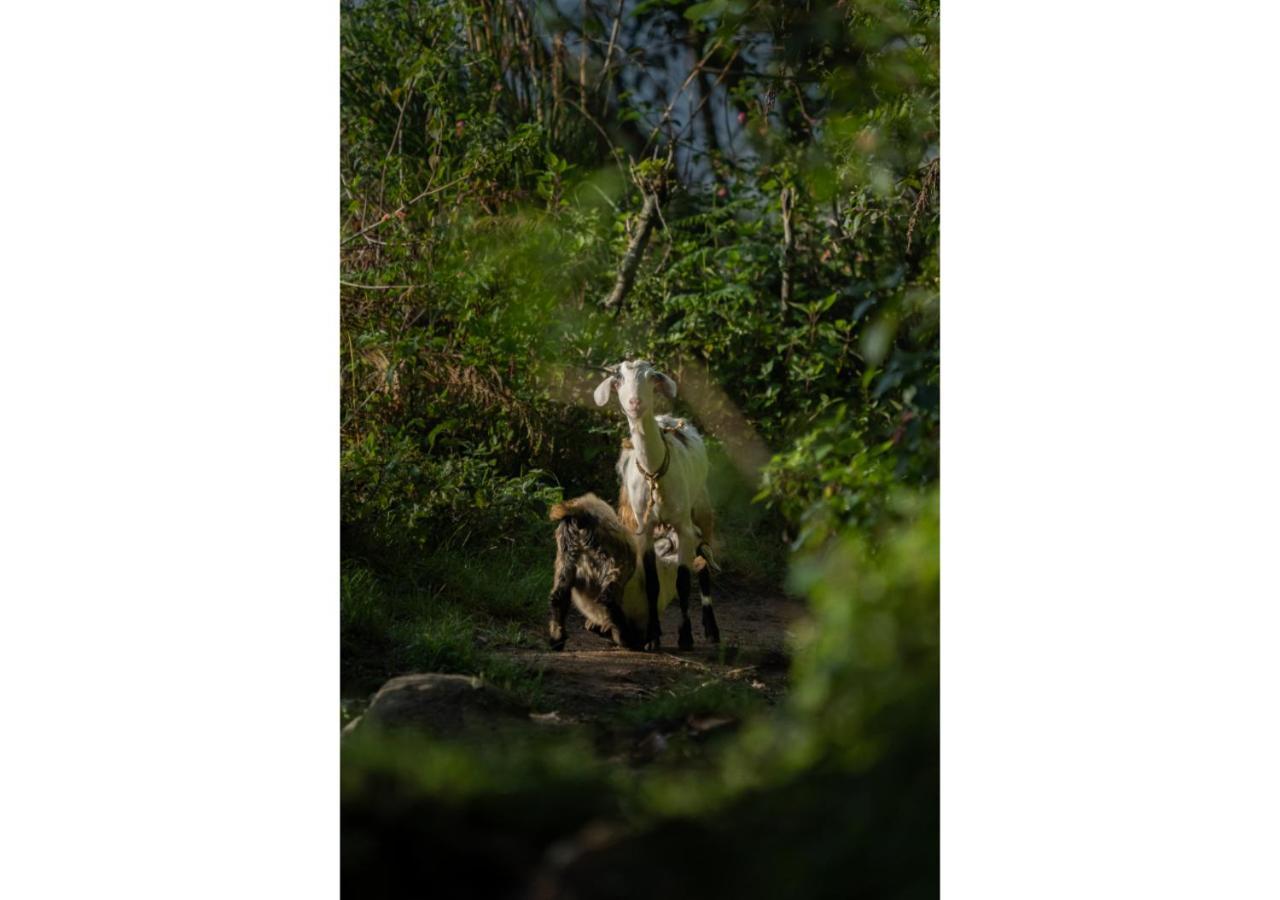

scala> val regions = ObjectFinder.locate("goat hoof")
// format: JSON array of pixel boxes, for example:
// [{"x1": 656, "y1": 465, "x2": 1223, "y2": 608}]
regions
[
  {"x1": 677, "y1": 621, "x2": 694, "y2": 650},
  {"x1": 618, "y1": 626, "x2": 645, "y2": 651},
  {"x1": 549, "y1": 637, "x2": 566, "y2": 652},
  {"x1": 641, "y1": 617, "x2": 662, "y2": 651}
]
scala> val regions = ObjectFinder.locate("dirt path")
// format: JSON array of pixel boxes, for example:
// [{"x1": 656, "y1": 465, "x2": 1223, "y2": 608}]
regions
[{"x1": 511, "y1": 578, "x2": 807, "y2": 723}]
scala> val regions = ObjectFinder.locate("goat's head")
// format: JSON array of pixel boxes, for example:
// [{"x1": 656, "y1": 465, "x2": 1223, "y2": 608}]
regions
[{"x1": 593, "y1": 359, "x2": 677, "y2": 421}]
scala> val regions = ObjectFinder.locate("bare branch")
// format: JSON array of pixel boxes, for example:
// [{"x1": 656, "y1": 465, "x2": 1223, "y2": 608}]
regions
[
  {"x1": 780, "y1": 186, "x2": 795, "y2": 312},
  {"x1": 340, "y1": 280, "x2": 425, "y2": 290},
  {"x1": 595, "y1": 0, "x2": 624, "y2": 90},
  {"x1": 603, "y1": 192, "x2": 661, "y2": 315}
]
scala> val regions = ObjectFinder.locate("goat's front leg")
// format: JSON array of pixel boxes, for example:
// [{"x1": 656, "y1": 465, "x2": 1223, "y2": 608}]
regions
[{"x1": 642, "y1": 547, "x2": 661, "y2": 651}]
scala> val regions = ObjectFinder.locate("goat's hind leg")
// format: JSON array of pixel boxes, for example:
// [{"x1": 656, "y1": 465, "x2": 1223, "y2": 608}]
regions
[
  {"x1": 674, "y1": 525, "x2": 697, "y2": 650},
  {"x1": 548, "y1": 578, "x2": 572, "y2": 651},
  {"x1": 697, "y1": 557, "x2": 720, "y2": 643},
  {"x1": 676, "y1": 566, "x2": 694, "y2": 650},
  {"x1": 642, "y1": 548, "x2": 661, "y2": 651},
  {"x1": 691, "y1": 497, "x2": 720, "y2": 643}
]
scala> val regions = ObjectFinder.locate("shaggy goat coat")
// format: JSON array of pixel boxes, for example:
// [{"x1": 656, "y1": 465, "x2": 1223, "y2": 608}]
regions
[{"x1": 547, "y1": 493, "x2": 682, "y2": 649}]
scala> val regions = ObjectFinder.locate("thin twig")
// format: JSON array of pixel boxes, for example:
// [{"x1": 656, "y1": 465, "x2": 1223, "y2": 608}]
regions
[
  {"x1": 346, "y1": 330, "x2": 358, "y2": 429},
  {"x1": 658, "y1": 652, "x2": 758, "y2": 681},
  {"x1": 595, "y1": 0, "x2": 623, "y2": 90},
  {"x1": 578, "y1": 0, "x2": 588, "y2": 110},
  {"x1": 642, "y1": 37, "x2": 724, "y2": 155},
  {"x1": 698, "y1": 66, "x2": 825, "y2": 84},
  {"x1": 780, "y1": 185, "x2": 795, "y2": 312},
  {"x1": 669, "y1": 45, "x2": 741, "y2": 151},
  {"x1": 906, "y1": 158, "x2": 939, "y2": 253},
  {"x1": 340, "y1": 280, "x2": 425, "y2": 290},
  {"x1": 791, "y1": 81, "x2": 818, "y2": 130},
  {"x1": 585, "y1": 181, "x2": 619, "y2": 212},
  {"x1": 562, "y1": 95, "x2": 628, "y2": 183},
  {"x1": 654, "y1": 193, "x2": 674, "y2": 270},
  {"x1": 378, "y1": 77, "x2": 416, "y2": 206}
]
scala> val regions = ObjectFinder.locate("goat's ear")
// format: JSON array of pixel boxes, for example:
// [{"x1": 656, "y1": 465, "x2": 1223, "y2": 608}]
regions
[
  {"x1": 593, "y1": 376, "x2": 616, "y2": 407},
  {"x1": 654, "y1": 372, "x2": 677, "y2": 399}
]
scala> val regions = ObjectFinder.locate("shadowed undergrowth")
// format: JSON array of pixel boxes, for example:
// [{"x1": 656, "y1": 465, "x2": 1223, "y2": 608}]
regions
[{"x1": 341, "y1": 447, "x2": 791, "y2": 703}]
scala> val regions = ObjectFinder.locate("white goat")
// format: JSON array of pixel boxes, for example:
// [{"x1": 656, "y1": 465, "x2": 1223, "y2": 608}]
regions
[{"x1": 593, "y1": 359, "x2": 720, "y2": 650}]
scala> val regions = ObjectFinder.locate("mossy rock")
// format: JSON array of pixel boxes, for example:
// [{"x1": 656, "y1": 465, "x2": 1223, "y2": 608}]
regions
[{"x1": 352, "y1": 673, "x2": 530, "y2": 738}]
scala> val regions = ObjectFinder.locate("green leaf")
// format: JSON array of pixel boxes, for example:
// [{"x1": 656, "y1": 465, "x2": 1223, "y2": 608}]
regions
[{"x1": 684, "y1": 0, "x2": 728, "y2": 23}]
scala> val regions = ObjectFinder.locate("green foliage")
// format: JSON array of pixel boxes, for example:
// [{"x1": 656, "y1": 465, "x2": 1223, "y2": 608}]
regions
[
  {"x1": 756, "y1": 394, "x2": 937, "y2": 552},
  {"x1": 342, "y1": 0, "x2": 939, "y2": 889},
  {"x1": 342, "y1": 431, "x2": 561, "y2": 558},
  {"x1": 782, "y1": 489, "x2": 940, "y2": 771},
  {"x1": 341, "y1": 553, "x2": 547, "y2": 699}
]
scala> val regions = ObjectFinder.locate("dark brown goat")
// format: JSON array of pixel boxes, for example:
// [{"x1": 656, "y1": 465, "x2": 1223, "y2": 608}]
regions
[{"x1": 547, "y1": 494, "x2": 643, "y2": 650}]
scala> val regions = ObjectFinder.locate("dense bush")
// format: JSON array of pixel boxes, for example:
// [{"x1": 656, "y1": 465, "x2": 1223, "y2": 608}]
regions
[{"x1": 340, "y1": 0, "x2": 937, "y2": 569}]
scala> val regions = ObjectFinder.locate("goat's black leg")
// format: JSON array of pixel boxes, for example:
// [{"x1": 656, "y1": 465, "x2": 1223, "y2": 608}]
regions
[
  {"x1": 548, "y1": 580, "x2": 571, "y2": 651},
  {"x1": 643, "y1": 548, "x2": 661, "y2": 651},
  {"x1": 598, "y1": 579, "x2": 640, "y2": 650},
  {"x1": 698, "y1": 562, "x2": 720, "y2": 643},
  {"x1": 547, "y1": 553, "x2": 573, "y2": 650},
  {"x1": 676, "y1": 566, "x2": 694, "y2": 650}
]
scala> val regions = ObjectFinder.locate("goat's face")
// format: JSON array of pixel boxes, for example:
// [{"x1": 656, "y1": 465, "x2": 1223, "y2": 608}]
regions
[{"x1": 593, "y1": 359, "x2": 676, "y2": 422}]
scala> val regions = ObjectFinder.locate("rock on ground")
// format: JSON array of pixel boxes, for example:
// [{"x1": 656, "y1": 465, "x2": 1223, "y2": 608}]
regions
[{"x1": 351, "y1": 672, "x2": 529, "y2": 738}]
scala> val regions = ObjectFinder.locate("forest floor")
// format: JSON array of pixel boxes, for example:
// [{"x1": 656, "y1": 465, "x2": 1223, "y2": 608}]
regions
[{"x1": 510, "y1": 576, "x2": 807, "y2": 726}]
